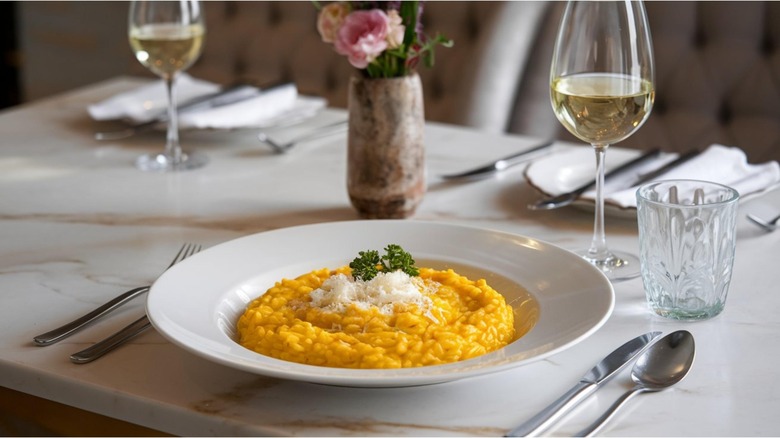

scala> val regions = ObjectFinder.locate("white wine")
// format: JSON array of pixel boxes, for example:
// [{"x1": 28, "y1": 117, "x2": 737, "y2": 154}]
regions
[
  {"x1": 129, "y1": 23, "x2": 205, "y2": 79},
  {"x1": 551, "y1": 73, "x2": 654, "y2": 146}
]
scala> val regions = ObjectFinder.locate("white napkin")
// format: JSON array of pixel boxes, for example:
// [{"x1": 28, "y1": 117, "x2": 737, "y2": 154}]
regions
[
  {"x1": 88, "y1": 74, "x2": 219, "y2": 122},
  {"x1": 87, "y1": 74, "x2": 327, "y2": 129},
  {"x1": 583, "y1": 144, "x2": 780, "y2": 208},
  {"x1": 177, "y1": 85, "x2": 326, "y2": 130}
]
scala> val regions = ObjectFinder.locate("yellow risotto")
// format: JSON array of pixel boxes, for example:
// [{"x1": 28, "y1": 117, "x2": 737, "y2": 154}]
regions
[{"x1": 236, "y1": 266, "x2": 516, "y2": 369}]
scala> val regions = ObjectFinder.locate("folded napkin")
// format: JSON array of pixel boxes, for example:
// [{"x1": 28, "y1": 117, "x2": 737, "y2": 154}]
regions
[
  {"x1": 88, "y1": 74, "x2": 327, "y2": 130},
  {"x1": 583, "y1": 144, "x2": 780, "y2": 208},
  {"x1": 88, "y1": 74, "x2": 219, "y2": 122}
]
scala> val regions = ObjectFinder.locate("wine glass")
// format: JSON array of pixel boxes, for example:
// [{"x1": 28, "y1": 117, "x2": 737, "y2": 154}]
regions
[
  {"x1": 550, "y1": 1, "x2": 655, "y2": 281},
  {"x1": 129, "y1": 0, "x2": 207, "y2": 172}
]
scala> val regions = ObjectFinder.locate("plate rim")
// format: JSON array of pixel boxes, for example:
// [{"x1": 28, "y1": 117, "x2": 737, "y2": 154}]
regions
[{"x1": 147, "y1": 220, "x2": 614, "y2": 387}]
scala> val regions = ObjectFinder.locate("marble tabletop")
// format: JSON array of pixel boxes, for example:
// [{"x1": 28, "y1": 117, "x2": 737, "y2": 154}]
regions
[{"x1": 1, "y1": 77, "x2": 779, "y2": 436}]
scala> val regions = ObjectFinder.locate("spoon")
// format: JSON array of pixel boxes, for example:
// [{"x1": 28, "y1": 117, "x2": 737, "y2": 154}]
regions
[
  {"x1": 575, "y1": 330, "x2": 696, "y2": 437},
  {"x1": 747, "y1": 212, "x2": 780, "y2": 232}
]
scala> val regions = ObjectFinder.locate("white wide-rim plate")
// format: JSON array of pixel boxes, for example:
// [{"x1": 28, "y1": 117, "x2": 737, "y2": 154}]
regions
[{"x1": 147, "y1": 221, "x2": 614, "y2": 387}]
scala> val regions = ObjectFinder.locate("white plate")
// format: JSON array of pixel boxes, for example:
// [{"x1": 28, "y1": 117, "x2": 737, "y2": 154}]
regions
[{"x1": 147, "y1": 221, "x2": 614, "y2": 387}]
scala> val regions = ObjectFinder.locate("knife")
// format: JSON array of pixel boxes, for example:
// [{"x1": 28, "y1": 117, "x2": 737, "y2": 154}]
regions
[
  {"x1": 629, "y1": 148, "x2": 701, "y2": 187},
  {"x1": 505, "y1": 331, "x2": 662, "y2": 437},
  {"x1": 94, "y1": 81, "x2": 290, "y2": 141},
  {"x1": 440, "y1": 140, "x2": 555, "y2": 180},
  {"x1": 528, "y1": 148, "x2": 661, "y2": 210}
]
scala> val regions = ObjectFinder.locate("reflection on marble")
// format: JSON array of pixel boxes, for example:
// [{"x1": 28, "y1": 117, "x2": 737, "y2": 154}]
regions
[{"x1": 1, "y1": 78, "x2": 779, "y2": 436}]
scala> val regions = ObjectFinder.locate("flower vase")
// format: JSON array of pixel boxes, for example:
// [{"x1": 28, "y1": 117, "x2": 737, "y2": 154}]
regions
[{"x1": 347, "y1": 73, "x2": 425, "y2": 219}]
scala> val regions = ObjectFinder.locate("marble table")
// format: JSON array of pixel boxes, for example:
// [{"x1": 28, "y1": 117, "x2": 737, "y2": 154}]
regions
[{"x1": 1, "y1": 77, "x2": 779, "y2": 436}]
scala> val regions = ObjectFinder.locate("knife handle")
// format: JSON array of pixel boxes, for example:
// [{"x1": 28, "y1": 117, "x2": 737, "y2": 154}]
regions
[
  {"x1": 33, "y1": 285, "x2": 150, "y2": 345},
  {"x1": 506, "y1": 381, "x2": 596, "y2": 437}
]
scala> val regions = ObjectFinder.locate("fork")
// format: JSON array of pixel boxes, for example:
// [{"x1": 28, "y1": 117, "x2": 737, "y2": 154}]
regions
[
  {"x1": 258, "y1": 119, "x2": 347, "y2": 153},
  {"x1": 68, "y1": 243, "x2": 201, "y2": 363},
  {"x1": 33, "y1": 243, "x2": 201, "y2": 346}
]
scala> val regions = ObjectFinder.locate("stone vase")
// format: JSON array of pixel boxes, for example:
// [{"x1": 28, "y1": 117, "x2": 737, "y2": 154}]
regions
[{"x1": 347, "y1": 73, "x2": 425, "y2": 219}]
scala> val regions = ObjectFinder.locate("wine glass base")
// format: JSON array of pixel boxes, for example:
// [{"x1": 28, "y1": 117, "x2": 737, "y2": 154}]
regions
[
  {"x1": 576, "y1": 249, "x2": 641, "y2": 283},
  {"x1": 136, "y1": 151, "x2": 208, "y2": 172}
]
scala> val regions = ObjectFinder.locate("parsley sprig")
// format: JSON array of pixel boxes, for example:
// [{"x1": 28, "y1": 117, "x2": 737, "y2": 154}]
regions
[{"x1": 349, "y1": 244, "x2": 419, "y2": 281}]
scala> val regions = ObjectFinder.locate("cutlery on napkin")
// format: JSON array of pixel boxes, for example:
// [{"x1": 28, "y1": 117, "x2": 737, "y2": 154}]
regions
[
  {"x1": 529, "y1": 148, "x2": 661, "y2": 210},
  {"x1": 586, "y1": 144, "x2": 780, "y2": 208},
  {"x1": 88, "y1": 74, "x2": 327, "y2": 131},
  {"x1": 94, "y1": 82, "x2": 270, "y2": 140}
]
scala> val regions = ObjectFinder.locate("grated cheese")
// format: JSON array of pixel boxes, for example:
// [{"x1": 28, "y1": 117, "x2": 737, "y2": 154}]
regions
[{"x1": 309, "y1": 271, "x2": 438, "y2": 318}]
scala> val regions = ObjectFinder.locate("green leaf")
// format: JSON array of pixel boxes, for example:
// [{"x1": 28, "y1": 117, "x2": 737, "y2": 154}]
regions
[
  {"x1": 381, "y1": 244, "x2": 420, "y2": 277},
  {"x1": 349, "y1": 250, "x2": 381, "y2": 281},
  {"x1": 349, "y1": 245, "x2": 419, "y2": 280},
  {"x1": 400, "y1": 1, "x2": 419, "y2": 48}
]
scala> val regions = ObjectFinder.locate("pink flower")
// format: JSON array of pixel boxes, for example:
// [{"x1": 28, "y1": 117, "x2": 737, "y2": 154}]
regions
[
  {"x1": 317, "y1": 2, "x2": 350, "y2": 44},
  {"x1": 334, "y1": 10, "x2": 389, "y2": 69},
  {"x1": 385, "y1": 9, "x2": 405, "y2": 49}
]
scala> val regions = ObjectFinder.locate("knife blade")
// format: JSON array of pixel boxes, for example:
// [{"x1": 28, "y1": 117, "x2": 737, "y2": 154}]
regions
[
  {"x1": 505, "y1": 331, "x2": 662, "y2": 437},
  {"x1": 629, "y1": 148, "x2": 701, "y2": 187},
  {"x1": 94, "y1": 81, "x2": 291, "y2": 141},
  {"x1": 528, "y1": 148, "x2": 661, "y2": 210},
  {"x1": 440, "y1": 140, "x2": 555, "y2": 180}
]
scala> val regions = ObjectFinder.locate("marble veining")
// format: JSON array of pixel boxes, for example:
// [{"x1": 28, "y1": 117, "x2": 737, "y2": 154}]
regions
[{"x1": 1, "y1": 78, "x2": 779, "y2": 436}]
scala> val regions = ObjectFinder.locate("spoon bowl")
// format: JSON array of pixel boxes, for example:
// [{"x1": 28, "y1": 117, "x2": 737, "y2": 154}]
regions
[{"x1": 576, "y1": 330, "x2": 695, "y2": 436}]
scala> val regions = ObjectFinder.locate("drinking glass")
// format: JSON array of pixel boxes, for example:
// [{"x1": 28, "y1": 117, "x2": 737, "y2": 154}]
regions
[
  {"x1": 129, "y1": 0, "x2": 206, "y2": 172},
  {"x1": 550, "y1": 1, "x2": 655, "y2": 281},
  {"x1": 637, "y1": 180, "x2": 739, "y2": 320}
]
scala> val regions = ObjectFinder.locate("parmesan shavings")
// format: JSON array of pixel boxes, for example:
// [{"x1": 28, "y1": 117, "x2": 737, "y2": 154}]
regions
[{"x1": 309, "y1": 271, "x2": 439, "y2": 320}]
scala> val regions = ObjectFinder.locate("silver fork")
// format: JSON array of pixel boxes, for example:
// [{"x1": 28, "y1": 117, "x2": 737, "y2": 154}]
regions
[
  {"x1": 69, "y1": 243, "x2": 201, "y2": 364},
  {"x1": 33, "y1": 243, "x2": 200, "y2": 346},
  {"x1": 258, "y1": 119, "x2": 347, "y2": 153}
]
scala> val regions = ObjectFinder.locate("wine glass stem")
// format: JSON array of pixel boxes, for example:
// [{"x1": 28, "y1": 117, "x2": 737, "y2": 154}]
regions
[
  {"x1": 164, "y1": 76, "x2": 182, "y2": 162},
  {"x1": 588, "y1": 145, "x2": 610, "y2": 261}
]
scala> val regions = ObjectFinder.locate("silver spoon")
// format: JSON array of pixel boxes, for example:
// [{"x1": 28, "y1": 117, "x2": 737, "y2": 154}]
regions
[
  {"x1": 575, "y1": 330, "x2": 695, "y2": 437},
  {"x1": 747, "y1": 212, "x2": 780, "y2": 232}
]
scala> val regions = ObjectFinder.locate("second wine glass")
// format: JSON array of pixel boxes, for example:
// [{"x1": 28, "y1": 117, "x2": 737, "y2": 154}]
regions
[
  {"x1": 550, "y1": 0, "x2": 655, "y2": 281},
  {"x1": 129, "y1": 0, "x2": 207, "y2": 172}
]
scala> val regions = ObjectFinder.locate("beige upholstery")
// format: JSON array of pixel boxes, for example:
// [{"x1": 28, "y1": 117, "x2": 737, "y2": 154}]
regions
[
  {"x1": 509, "y1": 2, "x2": 780, "y2": 162},
  {"x1": 18, "y1": 1, "x2": 524, "y2": 126},
  {"x1": 188, "y1": 1, "x2": 780, "y2": 162},
  {"x1": 186, "y1": 1, "x2": 526, "y2": 126},
  {"x1": 17, "y1": 1, "x2": 780, "y2": 161}
]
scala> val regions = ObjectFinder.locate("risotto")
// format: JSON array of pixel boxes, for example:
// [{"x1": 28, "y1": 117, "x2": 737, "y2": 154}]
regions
[{"x1": 237, "y1": 263, "x2": 517, "y2": 369}]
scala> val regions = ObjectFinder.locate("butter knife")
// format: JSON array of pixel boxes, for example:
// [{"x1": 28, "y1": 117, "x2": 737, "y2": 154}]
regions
[
  {"x1": 629, "y1": 148, "x2": 700, "y2": 187},
  {"x1": 528, "y1": 148, "x2": 661, "y2": 210},
  {"x1": 505, "y1": 331, "x2": 662, "y2": 437},
  {"x1": 440, "y1": 140, "x2": 555, "y2": 180}
]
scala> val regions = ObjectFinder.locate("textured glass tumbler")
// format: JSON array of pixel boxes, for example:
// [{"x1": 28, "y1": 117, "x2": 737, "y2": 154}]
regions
[{"x1": 637, "y1": 180, "x2": 739, "y2": 320}]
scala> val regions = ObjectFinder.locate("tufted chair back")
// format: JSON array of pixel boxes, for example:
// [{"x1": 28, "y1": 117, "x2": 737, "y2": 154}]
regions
[
  {"x1": 504, "y1": 1, "x2": 780, "y2": 162},
  {"x1": 175, "y1": 1, "x2": 548, "y2": 126},
  {"x1": 101, "y1": 1, "x2": 780, "y2": 162}
]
